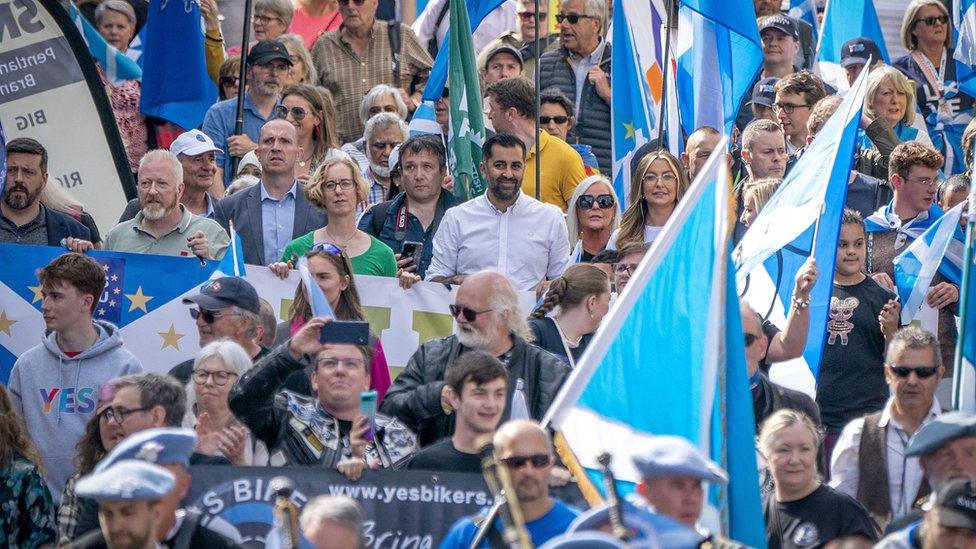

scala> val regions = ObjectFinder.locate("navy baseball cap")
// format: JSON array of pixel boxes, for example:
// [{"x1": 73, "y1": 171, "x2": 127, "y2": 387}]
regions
[
  {"x1": 841, "y1": 37, "x2": 883, "y2": 68},
  {"x1": 759, "y1": 15, "x2": 800, "y2": 41},
  {"x1": 748, "y1": 77, "x2": 780, "y2": 108},
  {"x1": 247, "y1": 39, "x2": 293, "y2": 67},
  {"x1": 183, "y1": 276, "x2": 261, "y2": 315}
]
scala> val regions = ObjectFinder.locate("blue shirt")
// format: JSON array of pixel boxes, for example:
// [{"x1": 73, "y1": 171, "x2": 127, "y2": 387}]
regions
[
  {"x1": 260, "y1": 182, "x2": 298, "y2": 266},
  {"x1": 201, "y1": 92, "x2": 282, "y2": 186},
  {"x1": 439, "y1": 500, "x2": 579, "y2": 549}
]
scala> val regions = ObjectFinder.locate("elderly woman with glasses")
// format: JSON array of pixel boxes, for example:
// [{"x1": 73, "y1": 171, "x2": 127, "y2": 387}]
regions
[
  {"x1": 183, "y1": 341, "x2": 267, "y2": 466},
  {"x1": 277, "y1": 84, "x2": 341, "y2": 182},
  {"x1": 274, "y1": 156, "x2": 397, "y2": 276},
  {"x1": 228, "y1": 0, "x2": 294, "y2": 55},
  {"x1": 565, "y1": 175, "x2": 620, "y2": 262},
  {"x1": 611, "y1": 149, "x2": 690, "y2": 249},
  {"x1": 893, "y1": 0, "x2": 974, "y2": 175}
]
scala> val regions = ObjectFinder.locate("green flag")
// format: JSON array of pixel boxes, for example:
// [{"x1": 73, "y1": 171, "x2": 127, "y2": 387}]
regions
[{"x1": 447, "y1": 0, "x2": 486, "y2": 200}]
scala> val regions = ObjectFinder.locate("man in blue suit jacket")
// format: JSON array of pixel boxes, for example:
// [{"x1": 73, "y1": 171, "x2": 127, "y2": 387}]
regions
[{"x1": 215, "y1": 120, "x2": 326, "y2": 265}]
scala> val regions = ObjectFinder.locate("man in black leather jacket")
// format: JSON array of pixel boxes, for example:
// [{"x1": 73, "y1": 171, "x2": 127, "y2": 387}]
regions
[{"x1": 380, "y1": 271, "x2": 571, "y2": 446}]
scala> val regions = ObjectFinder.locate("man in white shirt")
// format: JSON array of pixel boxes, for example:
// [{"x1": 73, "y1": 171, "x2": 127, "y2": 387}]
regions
[
  {"x1": 829, "y1": 326, "x2": 944, "y2": 532},
  {"x1": 425, "y1": 133, "x2": 570, "y2": 292}
]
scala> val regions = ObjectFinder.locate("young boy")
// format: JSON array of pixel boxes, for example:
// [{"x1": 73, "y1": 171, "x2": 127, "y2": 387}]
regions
[
  {"x1": 8, "y1": 253, "x2": 142, "y2": 502},
  {"x1": 817, "y1": 209, "x2": 900, "y2": 460}
]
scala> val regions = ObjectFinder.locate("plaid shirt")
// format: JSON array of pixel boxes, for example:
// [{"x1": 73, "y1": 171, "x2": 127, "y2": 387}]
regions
[{"x1": 311, "y1": 20, "x2": 432, "y2": 143}]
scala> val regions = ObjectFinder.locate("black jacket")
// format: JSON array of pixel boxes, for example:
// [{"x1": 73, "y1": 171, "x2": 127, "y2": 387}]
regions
[
  {"x1": 752, "y1": 372, "x2": 822, "y2": 431},
  {"x1": 379, "y1": 334, "x2": 571, "y2": 446},
  {"x1": 68, "y1": 510, "x2": 240, "y2": 549},
  {"x1": 37, "y1": 205, "x2": 91, "y2": 245}
]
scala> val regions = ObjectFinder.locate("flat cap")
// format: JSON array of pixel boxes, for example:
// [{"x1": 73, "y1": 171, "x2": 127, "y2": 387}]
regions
[
  {"x1": 567, "y1": 501, "x2": 704, "y2": 549},
  {"x1": 632, "y1": 436, "x2": 728, "y2": 484},
  {"x1": 96, "y1": 427, "x2": 197, "y2": 473},
  {"x1": 906, "y1": 412, "x2": 976, "y2": 456},
  {"x1": 76, "y1": 460, "x2": 175, "y2": 502}
]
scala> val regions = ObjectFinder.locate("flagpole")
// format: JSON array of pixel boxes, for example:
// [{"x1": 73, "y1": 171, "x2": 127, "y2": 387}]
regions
[
  {"x1": 656, "y1": 0, "x2": 675, "y2": 148},
  {"x1": 533, "y1": 0, "x2": 542, "y2": 201},
  {"x1": 951, "y1": 189, "x2": 976, "y2": 410},
  {"x1": 231, "y1": 0, "x2": 255, "y2": 176}
]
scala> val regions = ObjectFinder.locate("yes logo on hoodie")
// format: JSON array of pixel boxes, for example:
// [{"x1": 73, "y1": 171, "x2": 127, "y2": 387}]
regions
[{"x1": 39, "y1": 386, "x2": 97, "y2": 414}]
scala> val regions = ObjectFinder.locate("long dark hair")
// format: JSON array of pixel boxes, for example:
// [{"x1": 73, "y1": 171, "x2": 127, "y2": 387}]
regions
[
  {"x1": 73, "y1": 414, "x2": 108, "y2": 475},
  {"x1": 0, "y1": 384, "x2": 43, "y2": 472},
  {"x1": 290, "y1": 248, "x2": 364, "y2": 322}
]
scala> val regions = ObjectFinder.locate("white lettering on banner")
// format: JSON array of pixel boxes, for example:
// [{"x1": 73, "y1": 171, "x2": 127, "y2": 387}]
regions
[{"x1": 0, "y1": 45, "x2": 53, "y2": 75}]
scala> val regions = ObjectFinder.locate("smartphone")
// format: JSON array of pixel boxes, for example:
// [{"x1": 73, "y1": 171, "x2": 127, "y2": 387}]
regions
[
  {"x1": 319, "y1": 320, "x2": 370, "y2": 345},
  {"x1": 359, "y1": 390, "x2": 378, "y2": 441},
  {"x1": 400, "y1": 241, "x2": 424, "y2": 267}
]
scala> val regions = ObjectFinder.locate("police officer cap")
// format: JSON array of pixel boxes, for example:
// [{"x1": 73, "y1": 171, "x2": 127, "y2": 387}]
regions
[
  {"x1": 76, "y1": 460, "x2": 175, "y2": 502},
  {"x1": 569, "y1": 501, "x2": 705, "y2": 549},
  {"x1": 632, "y1": 435, "x2": 729, "y2": 484},
  {"x1": 906, "y1": 411, "x2": 976, "y2": 457},
  {"x1": 96, "y1": 427, "x2": 197, "y2": 473},
  {"x1": 539, "y1": 532, "x2": 629, "y2": 548}
]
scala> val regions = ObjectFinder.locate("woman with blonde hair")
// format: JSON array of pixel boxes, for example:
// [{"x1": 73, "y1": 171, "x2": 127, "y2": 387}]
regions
[
  {"x1": 739, "y1": 178, "x2": 781, "y2": 228},
  {"x1": 275, "y1": 156, "x2": 397, "y2": 276},
  {"x1": 528, "y1": 264, "x2": 610, "y2": 367},
  {"x1": 40, "y1": 183, "x2": 103, "y2": 247},
  {"x1": 893, "y1": 0, "x2": 974, "y2": 174},
  {"x1": 863, "y1": 65, "x2": 933, "y2": 148},
  {"x1": 565, "y1": 175, "x2": 621, "y2": 263},
  {"x1": 759, "y1": 409, "x2": 877, "y2": 546},
  {"x1": 278, "y1": 33, "x2": 319, "y2": 87},
  {"x1": 611, "y1": 149, "x2": 690, "y2": 249}
]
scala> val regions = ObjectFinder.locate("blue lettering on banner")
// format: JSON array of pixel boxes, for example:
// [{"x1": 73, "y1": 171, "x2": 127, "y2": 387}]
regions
[{"x1": 0, "y1": 0, "x2": 45, "y2": 42}]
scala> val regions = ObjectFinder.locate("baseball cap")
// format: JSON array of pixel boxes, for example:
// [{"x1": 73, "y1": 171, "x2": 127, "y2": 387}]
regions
[
  {"x1": 759, "y1": 15, "x2": 799, "y2": 41},
  {"x1": 748, "y1": 77, "x2": 780, "y2": 108},
  {"x1": 840, "y1": 37, "x2": 883, "y2": 68},
  {"x1": 933, "y1": 479, "x2": 976, "y2": 531},
  {"x1": 247, "y1": 40, "x2": 293, "y2": 67},
  {"x1": 170, "y1": 129, "x2": 221, "y2": 157},
  {"x1": 483, "y1": 43, "x2": 524, "y2": 71},
  {"x1": 183, "y1": 277, "x2": 261, "y2": 315}
]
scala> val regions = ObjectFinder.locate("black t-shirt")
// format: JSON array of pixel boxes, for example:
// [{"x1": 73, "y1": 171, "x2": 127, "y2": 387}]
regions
[
  {"x1": 816, "y1": 277, "x2": 894, "y2": 432},
  {"x1": 401, "y1": 438, "x2": 482, "y2": 473},
  {"x1": 764, "y1": 484, "x2": 877, "y2": 548}
]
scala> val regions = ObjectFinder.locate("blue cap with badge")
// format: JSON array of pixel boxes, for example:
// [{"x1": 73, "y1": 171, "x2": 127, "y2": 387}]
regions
[
  {"x1": 906, "y1": 411, "x2": 976, "y2": 457},
  {"x1": 632, "y1": 435, "x2": 728, "y2": 484},
  {"x1": 96, "y1": 427, "x2": 197, "y2": 473},
  {"x1": 76, "y1": 459, "x2": 176, "y2": 502}
]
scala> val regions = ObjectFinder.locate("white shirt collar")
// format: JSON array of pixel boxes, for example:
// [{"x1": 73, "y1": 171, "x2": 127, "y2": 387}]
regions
[{"x1": 879, "y1": 396, "x2": 941, "y2": 429}]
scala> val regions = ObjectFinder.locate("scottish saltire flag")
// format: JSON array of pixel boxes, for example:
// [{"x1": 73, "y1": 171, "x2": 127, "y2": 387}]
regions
[
  {"x1": 895, "y1": 202, "x2": 966, "y2": 324},
  {"x1": 139, "y1": 0, "x2": 218, "y2": 130},
  {"x1": 610, "y1": 0, "x2": 667, "y2": 202},
  {"x1": 297, "y1": 257, "x2": 335, "y2": 318},
  {"x1": 735, "y1": 65, "x2": 868, "y2": 389},
  {"x1": 68, "y1": 2, "x2": 142, "y2": 83},
  {"x1": 545, "y1": 141, "x2": 766, "y2": 546},
  {"x1": 674, "y1": 0, "x2": 763, "y2": 136},
  {"x1": 954, "y1": 0, "x2": 976, "y2": 97},
  {"x1": 212, "y1": 228, "x2": 246, "y2": 278},
  {"x1": 446, "y1": 0, "x2": 486, "y2": 200},
  {"x1": 788, "y1": 0, "x2": 820, "y2": 44},
  {"x1": 956, "y1": 182, "x2": 976, "y2": 411},
  {"x1": 866, "y1": 202, "x2": 966, "y2": 285},
  {"x1": 816, "y1": 0, "x2": 888, "y2": 91},
  {"x1": 0, "y1": 244, "x2": 221, "y2": 384}
]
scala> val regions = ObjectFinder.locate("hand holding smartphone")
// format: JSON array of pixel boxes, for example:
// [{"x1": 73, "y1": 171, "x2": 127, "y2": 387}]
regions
[{"x1": 359, "y1": 390, "x2": 378, "y2": 442}]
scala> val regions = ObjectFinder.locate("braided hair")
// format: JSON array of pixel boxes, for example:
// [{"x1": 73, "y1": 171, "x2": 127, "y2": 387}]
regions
[{"x1": 530, "y1": 264, "x2": 609, "y2": 319}]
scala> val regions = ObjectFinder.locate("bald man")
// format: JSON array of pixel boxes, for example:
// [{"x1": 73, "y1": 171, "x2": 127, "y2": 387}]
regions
[
  {"x1": 215, "y1": 119, "x2": 327, "y2": 265},
  {"x1": 440, "y1": 420, "x2": 580, "y2": 548}
]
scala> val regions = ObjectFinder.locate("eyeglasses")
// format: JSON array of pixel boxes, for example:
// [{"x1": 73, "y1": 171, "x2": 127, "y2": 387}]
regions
[
  {"x1": 888, "y1": 365, "x2": 940, "y2": 379},
  {"x1": 906, "y1": 175, "x2": 938, "y2": 189},
  {"x1": 310, "y1": 242, "x2": 344, "y2": 256},
  {"x1": 316, "y1": 357, "x2": 367, "y2": 370},
  {"x1": 501, "y1": 454, "x2": 551, "y2": 469},
  {"x1": 323, "y1": 179, "x2": 355, "y2": 192},
  {"x1": 555, "y1": 13, "x2": 595, "y2": 24},
  {"x1": 772, "y1": 102, "x2": 811, "y2": 114},
  {"x1": 252, "y1": 13, "x2": 282, "y2": 24},
  {"x1": 577, "y1": 194, "x2": 615, "y2": 210},
  {"x1": 612, "y1": 263, "x2": 639, "y2": 275},
  {"x1": 338, "y1": 0, "x2": 367, "y2": 5},
  {"x1": 219, "y1": 76, "x2": 239, "y2": 87},
  {"x1": 449, "y1": 304, "x2": 494, "y2": 322},
  {"x1": 642, "y1": 172, "x2": 678, "y2": 185},
  {"x1": 517, "y1": 11, "x2": 547, "y2": 20},
  {"x1": 744, "y1": 333, "x2": 760, "y2": 347},
  {"x1": 274, "y1": 105, "x2": 308, "y2": 122},
  {"x1": 102, "y1": 405, "x2": 153, "y2": 424},
  {"x1": 189, "y1": 308, "x2": 243, "y2": 324},
  {"x1": 915, "y1": 15, "x2": 949, "y2": 26},
  {"x1": 193, "y1": 369, "x2": 239, "y2": 386},
  {"x1": 540, "y1": 115, "x2": 570, "y2": 125}
]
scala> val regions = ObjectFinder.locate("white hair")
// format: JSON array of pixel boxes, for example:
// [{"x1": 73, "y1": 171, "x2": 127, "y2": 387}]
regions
[
  {"x1": 138, "y1": 149, "x2": 184, "y2": 186},
  {"x1": 300, "y1": 495, "x2": 364, "y2": 548},
  {"x1": 565, "y1": 175, "x2": 621, "y2": 251},
  {"x1": 359, "y1": 84, "x2": 409, "y2": 125},
  {"x1": 183, "y1": 340, "x2": 253, "y2": 424},
  {"x1": 363, "y1": 112, "x2": 409, "y2": 143}
]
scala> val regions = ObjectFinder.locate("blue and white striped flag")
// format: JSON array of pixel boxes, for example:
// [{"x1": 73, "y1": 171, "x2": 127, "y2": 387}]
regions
[
  {"x1": 545, "y1": 140, "x2": 766, "y2": 546},
  {"x1": 297, "y1": 257, "x2": 335, "y2": 319},
  {"x1": 211, "y1": 225, "x2": 246, "y2": 279},
  {"x1": 957, "y1": 181, "x2": 976, "y2": 412},
  {"x1": 787, "y1": 0, "x2": 820, "y2": 44},
  {"x1": 954, "y1": 0, "x2": 976, "y2": 97},
  {"x1": 816, "y1": 0, "x2": 888, "y2": 91},
  {"x1": 68, "y1": 2, "x2": 142, "y2": 83},
  {"x1": 895, "y1": 202, "x2": 966, "y2": 324}
]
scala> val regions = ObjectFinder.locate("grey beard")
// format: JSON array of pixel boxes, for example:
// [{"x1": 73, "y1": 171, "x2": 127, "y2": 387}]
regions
[{"x1": 370, "y1": 162, "x2": 391, "y2": 179}]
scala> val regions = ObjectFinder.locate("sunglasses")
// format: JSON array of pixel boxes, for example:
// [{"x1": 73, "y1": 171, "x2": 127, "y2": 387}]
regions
[
  {"x1": 219, "y1": 76, "x2": 239, "y2": 87},
  {"x1": 338, "y1": 0, "x2": 367, "y2": 5},
  {"x1": 744, "y1": 333, "x2": 759, "y2": 347},
  {"x1": 540, "y1": 115, "x2": 570, "y2": 125},
  {"x1": 915, "y1": 15, "x2": 949, "y2": 26},
  {"x1": 888, "y1": 365, "x2": 940, "y2": 379},
  {"x1": 310, "y1": 242, "x2": 344, "y2": 256},
  {"x1": 449, "y1": 304, "x2": 493, "y2": 322},
  {"x1": 555, "y1": 13, "x2": 594, "y2": 24},
  {"x1": 274, "y1": 105, "x2": 308, "y2": 122},
  {"x1": 189, "y1": 308, "x2": 243, "y2": 324},
  {"x1": 612, "y1": 263, "x2": 638, "y2": 275},
  {"x1": 577, "y1": 194, "x2": 614, "y2": 210},
  {"x1": 501, "y1": 454, "x2": 551, "y2": 469}
]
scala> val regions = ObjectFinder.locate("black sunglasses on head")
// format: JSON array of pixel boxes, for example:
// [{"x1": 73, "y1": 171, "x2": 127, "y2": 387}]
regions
[
  {"x1": 888, "y1": 365, "x2": 940, "y2": 379},
  {"x1": 577, "y1": 194, "x2": 614, "y2": 210}
]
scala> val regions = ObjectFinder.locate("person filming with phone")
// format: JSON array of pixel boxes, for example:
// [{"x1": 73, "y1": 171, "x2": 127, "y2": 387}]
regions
[{"x1": 229, "y1": 316, "x2": 418, "y2": 478}]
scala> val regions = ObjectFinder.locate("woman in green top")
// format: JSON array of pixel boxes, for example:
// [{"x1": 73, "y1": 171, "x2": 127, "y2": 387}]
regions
[{"x1": 276, "y1": 155, "x2": 397, "y2": 277}]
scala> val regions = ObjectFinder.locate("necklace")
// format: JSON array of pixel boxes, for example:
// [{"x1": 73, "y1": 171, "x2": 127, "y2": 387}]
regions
[
  {"x1": 323, "y1": 226, "x2": 357, "y2": 250},
  {"x1": 298, "y1": 152, "x2": 313, "y2": 168}
]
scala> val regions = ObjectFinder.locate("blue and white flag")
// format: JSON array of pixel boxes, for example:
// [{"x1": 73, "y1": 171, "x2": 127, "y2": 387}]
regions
[
  {"x1": 787, "y1": 0, "x2": 820, "y2": 44},
  {"x1": 545, "y1": 140, "x2": 766, "y2": 546},
  {"x1": 866, "y1": 202, "x2": 966, "y2": 285},
  {"x1": 674, "y1": 0, "x2": 763, "y2": 136},
  {"x1": 816, "y1": 0, "x2": 888, "y2": 91},
  {"x1": 895, "y1": 202, "x2": 966, "y2": 324},
  {"x1": 735, "y1": 64, "x2": 868, "y2": 388},
  {"x1": 212, "y1": 226, "x2": 246, "y2": 279},
  {"x1": 139, "y1": 0, "x2": 217, "y2": 129},
  {"x1": 610, "y1": 0, "x2": 668, "y2": 202},
  {"x1": 68, "y1": 2, "x2": 142, "y2": 84},
  {"x1": 954, "y1": 0, "x2": 976, "y2": 97},
  {"x1": 296, "y1": 257, "x2": 335, "y2": 319},
  {"x1": 957, "y1": 181, "x2": 976, "y2": 412}
]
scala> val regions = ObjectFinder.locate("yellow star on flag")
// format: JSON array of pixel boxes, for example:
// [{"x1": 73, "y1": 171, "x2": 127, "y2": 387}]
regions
[
  {"x1": 623, "y1": 122, "x2": 635, "y2": 139},
  {"x1": 158, "y1": 324, "x2": 185, "y2": 350},
  {"x1": 28, "y1": 285, "x2": 43, "y2": 304},
  {"x1": 0, "y1": 310, "x2": 16, "y2": 336},
  {"x1": 125, "y1": 286, "x2": 154, "y2": 313}
]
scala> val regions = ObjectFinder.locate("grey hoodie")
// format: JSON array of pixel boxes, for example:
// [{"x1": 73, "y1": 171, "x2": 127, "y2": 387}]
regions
[{"x1": 7, "y1": 320, "x2": 142, "y2": 503}]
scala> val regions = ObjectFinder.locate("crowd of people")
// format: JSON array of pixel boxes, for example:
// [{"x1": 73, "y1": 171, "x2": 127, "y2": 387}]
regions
[{"x1": 1, "y1": 0, "x2": 976, "y2": 547}]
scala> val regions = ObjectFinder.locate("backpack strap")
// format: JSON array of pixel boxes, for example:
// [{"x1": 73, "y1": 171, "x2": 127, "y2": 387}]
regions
[{"x1": 369, "y1": 200, "x2": 393, "y2": 237}]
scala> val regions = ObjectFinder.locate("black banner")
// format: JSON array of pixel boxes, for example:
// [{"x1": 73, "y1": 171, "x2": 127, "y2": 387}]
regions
[{"x1": 183, "y1": 466, "x2": 493, "y2": 548}]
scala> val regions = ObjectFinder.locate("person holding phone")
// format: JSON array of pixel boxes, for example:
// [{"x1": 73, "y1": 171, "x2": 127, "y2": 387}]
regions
[{"x1": 229, "y1": 317, "x2": 418, "y2": 477}]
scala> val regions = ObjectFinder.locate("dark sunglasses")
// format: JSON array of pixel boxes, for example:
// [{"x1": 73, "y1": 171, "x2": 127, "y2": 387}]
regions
[
  {"x1": 915, "y1": 15, "x2": 949, "y2": 26},
  {"x1": 555, "y1": 13, "x2": 594, "y2": 24},
  {"x1": 449, "y1": 304, "x2": 493, "y2": 322},
  {"x1": 888, "y1": 365, "x2": 940, "y2": 379},
  {"x1": 274, "y1": 105, "x2": 308, "y2": 122},
  {"x1": 310, "y1": 242, "x2": 344, "y2": 256},
  {"x1": 189, "y1": 308, "x2": 242, "y2": 324},
  {"x1": 744, "y1": 333, "x2": 759, "y2": 347},
  {"x1": 540, "y1": 115, "x2": 570, "y2": 125},
  {"x1": 338, "y1": 0, "x2": 367, "y2": 5},
  {"x1": 219, "y1": 76, "x2": 239, "y2": 87},
  {"x1": 501, "y1": 454, "x2": 551, "y2": 469},
  {"x1": 577, "y1": 194, "x2": 615, "y2": 210}
]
